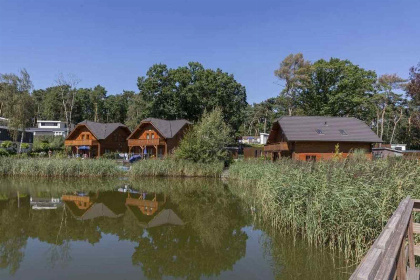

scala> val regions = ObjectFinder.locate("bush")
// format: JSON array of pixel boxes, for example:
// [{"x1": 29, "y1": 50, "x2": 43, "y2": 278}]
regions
[
  {"x1": 0, "y1": 149, "x2": 9, "y2": 157},
  {"x1": 20, "y1": 143, "x2": 29, "y2": 150},
  {"x1": 32, "y1": 136, "x2": 64, "y2": 152},
  {"x1": 175, "y1": 108, "x2": 232, "y2": 163},
  {"x1": 0, "y1": 141, "x2": 13, "y2": 149}
]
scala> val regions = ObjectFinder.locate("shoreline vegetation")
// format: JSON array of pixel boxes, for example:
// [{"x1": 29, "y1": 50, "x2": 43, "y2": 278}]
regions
[
  {"x1": 0, "y1": 157, "x2": 224, "y2": 178},
  {"x1": 228, "y1": 157, "x2": 420, "y2": 262}
]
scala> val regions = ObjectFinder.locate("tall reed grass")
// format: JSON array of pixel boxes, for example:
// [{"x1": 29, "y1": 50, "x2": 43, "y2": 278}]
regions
[
  {"x1": 229, "y1": 158, "x2": 420, "y2": 261},
  {"x1": 0, "y1": 157, "x2": 122, "y2": 177},
  {"x1": 130, "y1": 158, "x2": 224, "y2": 178}
]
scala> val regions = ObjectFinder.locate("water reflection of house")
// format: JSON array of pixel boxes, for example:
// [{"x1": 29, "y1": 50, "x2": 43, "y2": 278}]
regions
[
  {"x1": 62, "y1": 191, "x2": 126, "y2": 221},
  {"x1": 30, "y1": 197, "x2": 63, "y2": 210},
  {"x1": 125, "y1": 193, "x2": 184, "y2": 228}
]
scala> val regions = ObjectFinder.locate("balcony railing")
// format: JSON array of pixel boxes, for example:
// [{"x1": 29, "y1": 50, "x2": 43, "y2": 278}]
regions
[
  {"x1": 264, "y1": 142, "x2": 289, "y2": 152},
  {"x1": 64, "y1": 139, "x2": 99, "y2": 146},
  {"x1": 128, "y1": 139, "x2": 162, "y2": 147}
]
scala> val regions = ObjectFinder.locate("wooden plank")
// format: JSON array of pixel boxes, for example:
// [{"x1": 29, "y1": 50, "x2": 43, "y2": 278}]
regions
[
  {"x1": 407, "y1": 267, "x2": 420, "y2": 280},
  {"x1": 408, "y1": 215, "x2": 415, "y2": 268},
  {"x1": 351, "y1": 197, "x2": 414, "y2": 280},
  {"x1": 412, "y1": 223, "x2": 420, "y2": 234},
  {"x1": 351, "y1": 197, "x2": 409, "y2": 280},
  {"x1": 414, "y1": 245, "x2": 420, "y2": 256},
  {"x1": 412, "y1": 199, "x2": 420, "y2": 212},
  {"x1": 353, "y1": 248, "x2": 384, "y2": 280},
  {"x1": 375, "y1": 197, "x2": 413, "y2": 280}
]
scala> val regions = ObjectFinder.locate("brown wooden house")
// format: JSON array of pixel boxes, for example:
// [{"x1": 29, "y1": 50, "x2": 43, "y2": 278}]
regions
[
  {"x1": 264, "y1": 116, "x2": 383, "y2": 161},
  {"x1": 127, "y1": 118, "x2": 191, "y2": 158},
  {"x1": 65, "y1": 120, "x2": 131, "y2": 157}
]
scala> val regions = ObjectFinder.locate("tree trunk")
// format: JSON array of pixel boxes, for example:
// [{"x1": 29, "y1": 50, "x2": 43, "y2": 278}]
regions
[
  {"x1": 390, "y1": 109, "x2": 403, "y2": 145},
  {"x1": 380, "y1": 105, "x2": 387, "y2": 140},
  {"x1": 18, "y1": 130, "x2": 24, "y2": 154}
]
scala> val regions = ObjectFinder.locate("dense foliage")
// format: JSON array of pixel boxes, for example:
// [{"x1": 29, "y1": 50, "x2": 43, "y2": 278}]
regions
[
  {"x1": 229, "y1": 158, "x2": 420, "y2": 261},
  {"x1": 243, "y1": 55, "x2": 420, "y2": 149},
  {"x1": 131, "y1": 62, "x2": 247, "y2": 131},
  {"x1": 175, "y1": 108, "x2": 232, "y2": 163},
  {"x1": 1, "y1": 57, "x2": 419, "y2": 149}
]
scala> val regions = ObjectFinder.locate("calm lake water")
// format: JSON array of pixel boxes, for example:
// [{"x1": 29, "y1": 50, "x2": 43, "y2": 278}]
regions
[{"x1": 0, "y1": 177, "x2": 352, "y2": 279}]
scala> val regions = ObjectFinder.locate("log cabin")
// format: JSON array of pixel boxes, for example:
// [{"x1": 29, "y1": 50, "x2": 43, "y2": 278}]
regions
[
  {"x1": 127, "y1": 118, "x2": 192, "y2": 158},
  {"x1": 64, "y1": 120, "x2": 131, "y2": 158},
  {"x1": 264, "y1": 116, "x2": 383, "y2": 161}
]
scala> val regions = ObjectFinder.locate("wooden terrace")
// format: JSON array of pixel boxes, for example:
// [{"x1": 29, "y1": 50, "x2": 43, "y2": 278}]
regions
[
  {"x1": 351, "y1": 196, "x2": 420, "y2": 280},
  {"x1": 263, "y1": 142, "x2": 289, "y2": 152}
]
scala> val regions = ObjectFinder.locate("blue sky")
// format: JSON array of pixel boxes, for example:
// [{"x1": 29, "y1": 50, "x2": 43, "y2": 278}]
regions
[{"x1": 1, "y1": 0, "x2": 419, "y2": 104}]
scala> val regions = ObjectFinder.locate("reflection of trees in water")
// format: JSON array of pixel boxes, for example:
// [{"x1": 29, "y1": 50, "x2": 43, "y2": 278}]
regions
[
  {"x1": 0, "y1": 179, "x2": 251, "y2": 279},
  {"x1": 131, "y1": 187, "x2": 249, "y2": 280},
  {"x1": 0, "y1": 198, "x2": 29, "y2": 275}
]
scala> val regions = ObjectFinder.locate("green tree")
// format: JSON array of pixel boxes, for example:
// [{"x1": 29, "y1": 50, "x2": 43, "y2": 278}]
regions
[
  {"x1": 274, "y1": 53, "x2": 311, "y2": 116},
  {"x1": 372, "y1": 74, "x2": 406, "y2": 141},
  {"x1": 55, "y1": 73, "x2": 80, "y2": 134},
  {"x1": 136, "y1": 62, "x2": 247, "y2": 132},
  {"x1": 0, "y1": 69, "x2": 35, "y2": 152},
  {"x1": 104, "y1": 90, "x2": 134, "y2": 123},
  {"x1": 299, "y1": 58, "x2": 377, "y2": 120},
  {"x1": 126, "y1": 93, "x2": 149, "y2": 129},
  {"x1": 175, "y1": 108, "x2": 232, "y2": 163}
]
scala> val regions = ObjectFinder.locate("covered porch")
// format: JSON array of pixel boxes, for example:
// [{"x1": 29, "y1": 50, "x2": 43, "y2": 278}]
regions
[
  {"x1": 263, "y1": 142, "x2": 290, "y2": 161},
  {"x1": 65, "y1": 139, "x2": 100, "y2": 158},
  {"x1": 128, "y1": 139, "x2": 167, "y2": 159}
]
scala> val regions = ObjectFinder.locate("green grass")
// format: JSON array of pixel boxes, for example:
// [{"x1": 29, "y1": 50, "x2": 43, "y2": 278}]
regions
[
  {"x1": 130, "y1": 158, "x2": 224, "y2": 178},
  {"x1": 0, "y1": 157, "x2": 225, "y2": 178},
  {"x1": 0, "y1": 157, "x2": 122, "y2": 177},
  {"x1": 229, "y1": 157, "x2": 420, "y2": 261}
]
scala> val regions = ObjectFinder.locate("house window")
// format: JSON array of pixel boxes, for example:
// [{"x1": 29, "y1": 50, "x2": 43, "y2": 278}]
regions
[
  {"x1": 146, "y1": 133, "x2": 150, "y2": 140},
  {"x1": 53, "y1": 123, "x2": 57, "y2": 126},
  {"x1": 151, "y1": 133, "x2": 155, "y2": 139},
  {"x1": 316, "y1": 129, "x2": 324, "y2": 135},
  {"x1": 306, "y1": 155, "x2": 317, "y2": 162},
  {"x1": 41, "y1": 122, "x2": 46, "y2": 126},
  {"x1": 86, "y1": 134, "x2": 90, "y2": 140},
  {"x1": 339, "y1": 129, "x2": 348, "y2": 136},
  {"x1": 81, "y1": 134, "x2": 85, "y2": 140}
]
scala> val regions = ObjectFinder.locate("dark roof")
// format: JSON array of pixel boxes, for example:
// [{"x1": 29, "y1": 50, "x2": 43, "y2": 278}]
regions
[
  {"x1": 276, "y1": 116, "x2": 383, "y2": 143},
  {"x1": 77, "y1": 120, "x2": 129, "y2": 140},
  {"x1": 0, "y1": 126, "x2": 34, "y2": 133},
  {"x1": 138, "y1": 118, "x2": 191, "y2": 139},
  {"x1": 27, "y1": 128, "x2": 67, "y2": 132}
]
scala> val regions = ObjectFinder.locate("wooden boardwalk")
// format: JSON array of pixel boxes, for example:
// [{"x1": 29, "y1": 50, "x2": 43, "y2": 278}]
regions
[{"x1": 351, "y1": 197, "x2": 420, "y2": 280}]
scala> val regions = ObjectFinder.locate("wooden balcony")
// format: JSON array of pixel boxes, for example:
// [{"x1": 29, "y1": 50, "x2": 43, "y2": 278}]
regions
[
  {"x1": 264, "y1": 142, "x2": 289, "y2": 152},
  {"x1": 64, "y1": 139, "x2": 99, "y2": 146},
  {"x1": 128, "y1": 139, "x2": 162, "y2": 147}
]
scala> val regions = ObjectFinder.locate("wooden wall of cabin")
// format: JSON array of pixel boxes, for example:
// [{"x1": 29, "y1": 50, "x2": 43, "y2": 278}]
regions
[
  {"x1": 267, "y1": 122, "x2": 288, "y2": 144},
  {"x1": 67, "y1": 126, "x2": 97, "y2": 140},
  {"x1": 99, "y1": 127, "x2": 130, "y2": 154},
  {"x1": 130, "y1": 124, "x2": 162, "y2": 140},
  {"x1": 292, "y1": 141, "x2": 373, "y2": 161},
  {"x1": 166, "y1": 124, "x2": 190, "y2": 154}
]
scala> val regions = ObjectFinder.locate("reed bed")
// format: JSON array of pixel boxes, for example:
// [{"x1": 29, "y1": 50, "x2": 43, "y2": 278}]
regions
[
  {"x1": 0, "y1": 157, "x2": 122, "y2": 177},
  {"x1": 229, "y1": 157, "x2": 420, "y2": 261},
  {"x1": 130, "y1": 158, "x2": 224, "y2": 178}
]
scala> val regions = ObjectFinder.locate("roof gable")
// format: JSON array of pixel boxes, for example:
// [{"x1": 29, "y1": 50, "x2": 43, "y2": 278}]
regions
[
  {"x1": 70, "y1": 120, "x2": 129, "y2": 140},
  {"x1": 129, "y1": 118, "x2": 191, "y2": 139},
  {"x1": 274, "y1": 116, "x2": 383, "y2": 143}
]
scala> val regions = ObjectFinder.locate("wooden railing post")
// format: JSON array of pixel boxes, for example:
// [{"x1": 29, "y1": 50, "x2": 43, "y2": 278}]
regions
[{"x1": 408, "y1": 214, "x2": 415, "y2": 269}]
